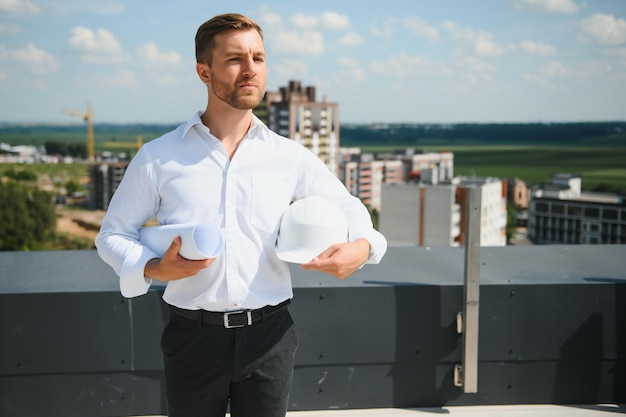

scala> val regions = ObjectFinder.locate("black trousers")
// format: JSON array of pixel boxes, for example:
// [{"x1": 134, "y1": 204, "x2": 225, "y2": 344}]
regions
[{"x1": 161, "y1": 305, "x2": 298, "y2": 417}]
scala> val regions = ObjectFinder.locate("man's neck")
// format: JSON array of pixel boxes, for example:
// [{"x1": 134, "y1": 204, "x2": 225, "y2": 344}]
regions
[{"x1": 201, "y1": 106, "x2": 253, "y2": 159}]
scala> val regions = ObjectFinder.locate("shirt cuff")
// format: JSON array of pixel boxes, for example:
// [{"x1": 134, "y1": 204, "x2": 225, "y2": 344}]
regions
[
  {"x1": 119, "y1": 245, "x2": 160, "y2": 298},
  {"x1": 352, "y1": 228, "x2": 387, "y2": 265}
]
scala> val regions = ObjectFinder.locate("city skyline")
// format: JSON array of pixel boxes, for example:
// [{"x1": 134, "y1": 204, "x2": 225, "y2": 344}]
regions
[{"x1": 0, "y1": 0, "x2": 625, "y2": 125}]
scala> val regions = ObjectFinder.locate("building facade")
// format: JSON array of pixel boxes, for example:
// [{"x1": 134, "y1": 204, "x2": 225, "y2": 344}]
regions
[
  {"x1": 528, "y1": 174, "x2": 626, "y2": 244},
  {"x1": 341, "y1": 151, "x2": 404, "y2": 212},
  {"x1": 259, "y1": 80, "x2": 340, "y2": 176},
  {"x1": 88, "y1": 162, "x2": 128, "y2": 210},
  {"x1": 380, "y1": 176, "x2": 507, "y2": 247}
]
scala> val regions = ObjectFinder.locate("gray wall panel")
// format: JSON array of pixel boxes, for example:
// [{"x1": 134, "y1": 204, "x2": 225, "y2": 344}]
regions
[
  {"x1": 0, "y1": 373, "x2": 165, "y2": 417},
  {"x1": 0, "y1": 247, "x2": 624, "y2": 416},
  {"x1": 478, "y1": 285, "x2": 619, "y2": 361},
  {"x1": 0, "y1": 292, "x2": 131, "y2": 375}
]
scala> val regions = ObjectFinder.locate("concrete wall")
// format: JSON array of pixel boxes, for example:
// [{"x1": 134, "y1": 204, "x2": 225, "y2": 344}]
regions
[{"x1": 1, "y1": 246, "x2": 625, "y2": 416}]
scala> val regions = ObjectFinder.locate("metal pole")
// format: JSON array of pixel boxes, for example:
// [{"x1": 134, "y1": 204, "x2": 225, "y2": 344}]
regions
[{"x1": 455, "y1": 186, "x2": 481, "y2": 393}]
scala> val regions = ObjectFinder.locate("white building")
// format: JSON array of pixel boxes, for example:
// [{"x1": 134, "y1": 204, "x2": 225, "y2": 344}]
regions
[
  {"x1": 263, "y1": 80, "x2": 340, "y2": 176},
  {"x1": 380, "y1": 177, "x2": 507, "y2": 247}
]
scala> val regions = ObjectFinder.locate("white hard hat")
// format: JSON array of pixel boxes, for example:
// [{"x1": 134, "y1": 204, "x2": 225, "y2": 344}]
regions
[{"x1": 275, "y1": 196, "x2": 348, "y2": 264}]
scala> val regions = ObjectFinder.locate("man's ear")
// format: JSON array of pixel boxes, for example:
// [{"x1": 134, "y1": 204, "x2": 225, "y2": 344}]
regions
[{"x1": 196, "y1": 63, "x2": 211, "y2": 85}]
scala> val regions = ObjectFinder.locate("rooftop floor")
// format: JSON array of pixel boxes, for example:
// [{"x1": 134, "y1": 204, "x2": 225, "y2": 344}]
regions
[
  {"x1": 136, "y1": 404, "x2": 626, "y2": 417},
  {"x1": 284, "y1": 404, "x2": 626, "y2": 416}
]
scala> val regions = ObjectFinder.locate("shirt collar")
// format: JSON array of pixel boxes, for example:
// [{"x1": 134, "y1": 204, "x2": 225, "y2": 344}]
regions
[
  {"x1": 182, "y1": 111, "x2": 204, "y2": 138},
  {"x1": 182, "y1": 111, "x2": 270, "y2": 142}
]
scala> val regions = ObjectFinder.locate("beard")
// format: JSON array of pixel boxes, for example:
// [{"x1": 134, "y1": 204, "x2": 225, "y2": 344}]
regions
[{"x1": 210, "y1": 72, "x2": 265, "y2": 110}]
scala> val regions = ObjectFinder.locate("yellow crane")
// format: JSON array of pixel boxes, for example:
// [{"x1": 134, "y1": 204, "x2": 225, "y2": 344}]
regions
[
  {"x1": 62, "y1": 101, "x2": 94, "y2": 162},
  {"x1": 103, "y1": 135, "x2": 143, "y2": 152}
]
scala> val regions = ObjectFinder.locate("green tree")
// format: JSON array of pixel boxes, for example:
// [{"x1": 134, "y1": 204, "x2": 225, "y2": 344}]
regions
[
  {"x1": 3, "y1": 167, "x2": 37, "y2": 181},
  {"x1": 65, "y1": 179, "x2": 82, "y2": 195},
  {"x1": 506, "y1": 205, "x2": 518, "y2": 244},
  {"x1": 0, "y1": 181, "x2": 56, "y2": 250}
]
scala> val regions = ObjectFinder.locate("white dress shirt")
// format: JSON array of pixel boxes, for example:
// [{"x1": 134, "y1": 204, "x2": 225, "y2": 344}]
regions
[{"x1": 95, "y1": 112, "x2": 387, "y2": 312}]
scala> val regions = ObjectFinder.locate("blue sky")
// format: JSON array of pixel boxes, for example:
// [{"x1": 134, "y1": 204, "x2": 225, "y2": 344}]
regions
[{"x1": 1, "y1": 0, "x2": 625, "y2": 124}]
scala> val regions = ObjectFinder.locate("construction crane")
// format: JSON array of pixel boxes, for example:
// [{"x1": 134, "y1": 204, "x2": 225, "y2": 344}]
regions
[
  {"x1": 62, "y1": 101, "x2": 94, "y2": 162},
  {"x1": 103, "y1": 135, "x2": 143, "y2": 153}
]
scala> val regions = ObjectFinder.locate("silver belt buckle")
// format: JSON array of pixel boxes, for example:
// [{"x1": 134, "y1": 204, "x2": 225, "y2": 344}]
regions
[{"x1": 223, "y1": 310, "x2": 252, "y2": 328}]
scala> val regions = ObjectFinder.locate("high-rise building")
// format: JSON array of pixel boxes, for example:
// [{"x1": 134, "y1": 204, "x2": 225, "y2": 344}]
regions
[
  {"x1": 258, "y1": 80, "x2": 340, "y2": 176},
  {"x1": 88, "y1": 162, "x2": 128, "y2": 210}
]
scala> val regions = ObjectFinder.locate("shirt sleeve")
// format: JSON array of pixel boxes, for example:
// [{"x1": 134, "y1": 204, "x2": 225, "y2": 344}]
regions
[
  {"x1": 295, "y1": 147, "x2": 388, "y2": 264},
  {"x1": 94, "y1": 147, "x2": 161, "y2": 298}
]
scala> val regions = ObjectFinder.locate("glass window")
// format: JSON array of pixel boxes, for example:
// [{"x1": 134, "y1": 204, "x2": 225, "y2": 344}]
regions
[
  {"x1": 535, "y1": 202, "x2": 548, "y2": 213},
  {"x1": 568, "y1": 205, "x2": 582, "y2": 216},
  {"x1": 585, "y1": 207, "x2": 600, "y2": 218},
  {"x1": 603, "y1": 209, "x2": 618, "y2": 220},
  {"x1": 551, "y1": 204, "x2": 564, "y2": 214}
]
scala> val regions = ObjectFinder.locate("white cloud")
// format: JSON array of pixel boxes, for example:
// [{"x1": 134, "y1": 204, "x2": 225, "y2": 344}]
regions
[
  {"x1": 320, "y1": 12, "x2": 350, "y2": 31},
  {"x1": 0, "y1": 0, "x2": 40, "y2": 14},
  {"x1": 51, "y1": 1, "x2": 125, "y2": 16},
  {"x1": 522, "y1": 60, "x2": 568, "y2": 88},
  {"x1": 339, "y1": 32, "x2": 364, "y2": 47},
  {"x1": 337, "y1": 57, "x2": 366, "y2": 82},
  {"x1": 137, "y1": 43, "x2": 181, "y2": 67},
  {"x1": 291, "y1": 13, "x2": 318, "y2": 30},
  {"x1": 369, "y1": 18, "x2": 395, "y2": 44},
  {"x1": 452, "y1": 52, "x2": 496, "y2": 88},
  {"x1": 101, "y1": 69, "x2": 139, "y2": 89},
  {"x1": 513, "y1": 0, "x2": 579, "y2": 14},
  {"x1": 270, "y1": 59, "x2": 308, "y2": 80},
  {"x1": 542, "y1": 60, "x2": 567, "y2": 77},
  {"x1": 271, "y1": 31, "x2": 324, "y2": 55},
  {"x1": 0, "y1": 23, "x2": 20, "y2": 35},
  {"x1": 370, "y1": 53, "x2": 437, "y2": 77},
  {"x1": 258, "y1": 10, "x2": 282, "y2": 29},
  {"x1": 291, "y1": 11, "x2": 350, "y2": 31},
  {"x1": 605, "y1": 47, "x2": 626, "y2": 60},
  {"x1": 580, "y1": 14, "x2": 626, "y2": 46},
  {"x1": 517, "y1": 40, "x2": 556, "y2": 55},
  {"x1": 442, "y1": 22, "x2": 505, "y2": 57},
  {"x1": 403, "y1": 17, "x2": 439, "y2": 41},
  {"x1": 0, "y1": 42, "x2": 59, "y2": 74},
  {"x1": 149, "y1": 73, "x2": 180, "y2": 86},
  {"x1": 455, "y1": 53, "x2": 496, "y2": 75},
  {"x1": 69, "y1": 26, "x2": 126, "y2": 64}
]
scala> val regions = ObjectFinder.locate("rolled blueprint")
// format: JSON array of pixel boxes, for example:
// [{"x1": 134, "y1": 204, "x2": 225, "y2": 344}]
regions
[{"x1": 139, "y1": 223, "x2": 224, "y2": 260}]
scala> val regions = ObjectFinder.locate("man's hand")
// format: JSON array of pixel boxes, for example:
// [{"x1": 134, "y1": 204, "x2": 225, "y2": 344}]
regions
[
  {"x1": 144, "y1": 236, "x2": 215, "y2": 282},
  {"x1": 300, "y1": 238, "x2": 370, "y2": 280}
]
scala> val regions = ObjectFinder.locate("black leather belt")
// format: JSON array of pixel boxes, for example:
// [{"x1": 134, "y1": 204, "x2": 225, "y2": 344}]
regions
[{"x1": 170, "y1": 299, "x2": 291, "y2": 328}]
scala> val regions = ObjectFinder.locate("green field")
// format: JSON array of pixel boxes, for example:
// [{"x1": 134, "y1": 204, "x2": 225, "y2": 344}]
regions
[
  {"x1": 2, "y1": 123, "x2": 626, "y2": 193},
  {"x1": 361, "y1": 145, "x2": 626, "y2": 192},
  {"x1": 3, "y1": 144, "x2": 625, "y2": 194}
]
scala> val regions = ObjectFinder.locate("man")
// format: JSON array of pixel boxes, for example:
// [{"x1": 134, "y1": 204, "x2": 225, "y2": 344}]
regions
[{"x1": 95, "y1": 13, "x2": 386, "y2": 417}]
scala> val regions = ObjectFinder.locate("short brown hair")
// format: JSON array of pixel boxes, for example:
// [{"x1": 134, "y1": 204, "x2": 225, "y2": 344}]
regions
[{"x1": 195, "y1": 13, "x2": 263, "y2": 64}]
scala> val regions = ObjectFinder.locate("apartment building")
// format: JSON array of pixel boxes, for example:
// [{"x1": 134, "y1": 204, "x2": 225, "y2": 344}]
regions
[
  {"x1": 339, "y1": 149, "x2": 454, "y2": 212},
  {"x1": 456, "y1": 176, "x2": 508, "y2": 247},
  {"x1": 259, "y1": 80, "x2": 340, "y2": 176},
  {"x1": 341, "y1": 150, "x2": 404, "y2": 212},
  {"x1": 378, "y1": 149, "x2": 454, "y2": 184},
  {"x1": 528, "y1": 173, "x2": 626, "y2": 244},
  {"x1": 380, "y1": 176, "x2": 507, "y2": 247}
]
